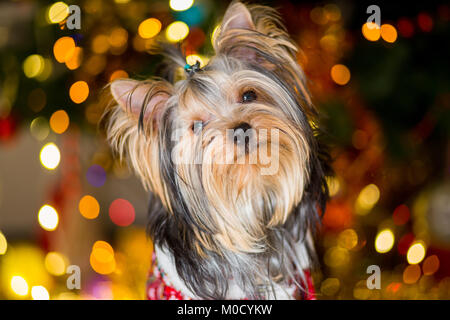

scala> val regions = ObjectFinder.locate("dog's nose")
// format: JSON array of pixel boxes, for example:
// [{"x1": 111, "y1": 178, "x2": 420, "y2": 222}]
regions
[
  {"x1": 233, "y1": 122, "x2": 252, "y2": 132},
  {"x1": 232, "y1": 122, "x2": 253, "y2": 153}
]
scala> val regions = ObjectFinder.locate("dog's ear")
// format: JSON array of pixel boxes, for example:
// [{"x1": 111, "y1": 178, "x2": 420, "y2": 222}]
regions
[
  {"x1": 220, "y1": 1, "x2": 255, "y2": 33},
  {"x1": 110, "y1": 79, "x2": 171, "y2": 127},
  {"x1": 213, "y1": 2, "x2": 259, "y2": 62}
]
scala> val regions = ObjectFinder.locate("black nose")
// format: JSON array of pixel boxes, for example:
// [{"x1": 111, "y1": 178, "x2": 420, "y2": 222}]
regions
[
  {"x1": 232, "y1": 123, "x2": 253, "y2": 153},
  {"x1": 233, "y1": 122, "x2": 252, "y2": 132}
]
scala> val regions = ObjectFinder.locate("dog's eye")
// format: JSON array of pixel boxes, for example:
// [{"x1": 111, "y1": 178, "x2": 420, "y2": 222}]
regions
[
  {"x1": 242, "y1": 90, "x2": 257, "y2": 103},
  {"x1": 191, "y1": 121, "x2": 204, "y2": 133}
]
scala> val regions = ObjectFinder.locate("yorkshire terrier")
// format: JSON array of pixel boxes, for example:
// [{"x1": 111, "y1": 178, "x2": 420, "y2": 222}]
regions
[{"x1": 104, "y1": 1, "x2": 329, "y2": 300}]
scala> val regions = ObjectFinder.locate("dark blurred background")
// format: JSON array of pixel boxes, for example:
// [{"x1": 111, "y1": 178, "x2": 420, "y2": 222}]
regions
[{"x1": 0, "y1": 0, "x2": 449, "y2": 299}]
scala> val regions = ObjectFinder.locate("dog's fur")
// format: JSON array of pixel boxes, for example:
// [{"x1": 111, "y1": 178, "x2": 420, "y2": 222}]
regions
[{"x1": 104, "y1": 1, "x2": 329, "y2": 299}]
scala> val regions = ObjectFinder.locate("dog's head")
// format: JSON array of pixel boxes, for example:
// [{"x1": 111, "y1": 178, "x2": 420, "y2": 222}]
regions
[{"x1": 105, "y1": 2, "x2": 329, "y2": 298}]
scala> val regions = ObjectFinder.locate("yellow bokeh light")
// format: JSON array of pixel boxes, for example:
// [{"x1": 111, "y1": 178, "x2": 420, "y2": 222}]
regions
[
  {"x1": 53, "y1": 37, "x2": 75, "y2": 63},
  {"x1": 108, "y1": 27, "x2": 128, "y2": 48},
  {"x1": 30, "y1": 117, "x2": 50, "y2": 141},
  {"x1": 38, "y1": 204, "x2": 59, "y2": 231},
  {"x1": 49, "y1": 110, "x2": 69, "y2": 134},
  {"x1": 69, "y1": 81, "x2": 89, "y2": 104},
  {"x1": 23, "y1": 54, "x2": 45, "y2": 78},
  {"x1": 45, "y1": 252, "x2": 67, "y2": 276},
  {"x1": 0, "y1": 231, "x2": 7, "y2": 255},
  {"x1": 91, "y1": 35, "x2": 110, "y2": 54},
  {"x1": 330, "y1": 64, "x2": 351, "y2": 85},
  {"x1": 31, "y1": 286, "x2": 50, "y2": 300},
  {"x1": 338, "y1": 229, "x2": 358, "y2": 250},
  {"x1": 47, "y1": 2, "x2": 69, "y2": 24},
  {"x1": 90, "y1": 241, "x2": 116, "y2": 275},
  {"x1": 356, "y1": 184, "x2": 380, "y2": 215},
  {"x1": 362, "y1": 22, "x2": 381, "y2": 41},
  {"x1": 36, "y1": 58, "x2": 53, "y2": 82},
  {"x1": 40, "y1": 142, "x2": 60, "y2": 170},
  {"x1": 170, "y1": 0, "x2": 194, "y2": 11},
  {"x1": 407, "y1": 242, "x2": 426, "y2": 264},
  {"x1": 320, "y1": 277, "x2": 340, "y2": 296},
  {"x1": 324, "y1": 246, "x2": 349, "y2": 268},
  {"x1": 381, "y1": 24, "x2": 398, "y2": 43},
  {"x1": 166, "y1": 21, "x2": 189, "y2": 42},
  {"x1": 11, "y1": 276, "x2": 29, "y2": 296},
  {"x1": 79, "y1": 195, "x2": 100, "y2": 219},
  {"x1": 375, "y1": 229, "x2": 394, "y2": 253},
  {"x1": 138, "y1": 18, "x2": 162, "y2": 39},
  {"x1": 327, "y1": 176, "x2": 340, "y2": 197},
  {"x1": 186, "y1": 54, "x2": 206, "y2": 68}
]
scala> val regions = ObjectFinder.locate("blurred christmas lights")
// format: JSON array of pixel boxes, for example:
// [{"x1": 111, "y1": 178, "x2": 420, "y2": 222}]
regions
[
  {"x1": 38, "y1": 205, "x2": 59, "y2": 231},
  {"x1": 39, "y1": 143, "x2": 61, "y2": 170}
]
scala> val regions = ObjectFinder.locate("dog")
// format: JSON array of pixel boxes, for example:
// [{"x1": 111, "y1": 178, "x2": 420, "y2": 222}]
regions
[{"x1": 104, "y1": 1, "x2": 329, "y2": 300}]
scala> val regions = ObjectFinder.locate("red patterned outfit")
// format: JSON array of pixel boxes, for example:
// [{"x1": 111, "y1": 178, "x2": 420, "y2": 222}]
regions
[{"x1": 146, "y1": 252, "x2": 316, "y2": 300}]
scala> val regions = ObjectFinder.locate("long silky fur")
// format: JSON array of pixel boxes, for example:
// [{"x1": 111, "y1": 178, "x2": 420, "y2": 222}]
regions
[{"x1": 105, "y1": 1, "x2": 330, "y2": 299}]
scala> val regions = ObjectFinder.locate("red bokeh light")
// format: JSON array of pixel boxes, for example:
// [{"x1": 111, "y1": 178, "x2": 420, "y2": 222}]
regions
[{"x1": 109, "y1": 198, "x2": 135, "y2": 227}]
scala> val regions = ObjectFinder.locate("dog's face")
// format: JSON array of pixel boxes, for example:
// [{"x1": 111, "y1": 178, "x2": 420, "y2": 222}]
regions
[{"x1": 105, "y1": 2, "x2": 328, "y2": 298}]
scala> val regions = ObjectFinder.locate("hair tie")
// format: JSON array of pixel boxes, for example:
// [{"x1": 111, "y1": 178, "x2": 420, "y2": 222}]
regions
[{"x1": 184, "y1": 61, "x2": 201, "y2": 76}]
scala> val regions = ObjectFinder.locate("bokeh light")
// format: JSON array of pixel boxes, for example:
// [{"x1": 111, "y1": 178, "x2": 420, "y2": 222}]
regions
[
  {"x1": 166, "y1": 21, "x2": 189, "y2": 42},
  {"x1": 90, "y1": 241, "x2": 116, "y2": 275},
  {"x1": 44, "y1": 252, "x2": 67, "y2": 276},
  {"x1": 28, "y1": 88, "x2": 47, "y2": 113},
  {"x1": 79, "y1": 195, "x2": 100, "y2": 219},
  {"x1": 330, "y1": 64, "x2": 351, "y2": 85},
  {"x1": 31, "y1": 285, "x2": 50, "y2": 300},
  {"x1": 375, "y1": 229, "x2": 395, "y2": 253},
  {"x1": 30, "y1": 117, "x2": 50, "y2": 141},
  {"x1": 362, "y1": 22, "x2": 381, "y2": 41},
  {"x1": 324, "y1": 246, "x2": 349, "y2": 268},
  {"x1": 397, "y1": 18, "x2": 414, "y2": 38},
  {"x1": 91, "y1": 35, "x2": 110, "y2": 54},
  {"x1": 23, "y1": 54, "x2": 45, "y2": 78},
  {"x1": 47, "y1": 2, "x2": 69, "y2": 24},
  {"x1": 393, "y1": 204, "x2": 410, "y2": 226},
  {"x1": 381, "y1": 24, "x2": 398, "y2": 43},
  {"x1": 417, "y1": 12, "x2": 433, "y2": 32},
  {"x1": 49, "y1": 110, "x2": 70, "y2": 134},
  {"x1": 65, "y1": 47, "x2": 83, "y2": 70},
  {"x1": 38, "y1": 205, "x2": 59, "y2": 231},
  {"x1": 11, "y1": 276, "x2": 28, "y2": 297},
  {"x1": 407, "y1": 242, "x2": 426, "y2": 264},
  {"x1": 338, "y1": 229, "x2": 358, "y2": 250},
  {"x1": 53, "y1": 37, "x2": 75, "y2": 63},
  {"x1": 69, "y1": 81, "x2": 89, "y2": 104},
  {"x1": 170, "y1": 0, "x2": 194, "y2": 11},
  {"x1": 403, "y1": 264, "x2": 421, "y2": 284},
  {"x1": 186, "y1": 54, "x2": 206, "y2": 67},
  {"x1": 109, "y1": 70, "x2": 129, "y2": 82},
  {"x1": 320, "y1": 277, "x2": 340, "y2": 296},
  {"x1": 86, "y1": 164, "x2": 106, "y2": 187},
  {"x1": 109, "y1": 199, "x2": 135, "y2": 227},
  {"x1": 356, "y1": 184, "x2": 380, "y2": 215},
  {"x1": 422, "y1": 255, "x2": 440, "y2": 275},
  {"x1": 138, "y1": 18, "x2": 162, "y2": 39},
  {"x1": 39, "y1": 143, "x2": 61, "y2": 170},
  {"x1": 0, "y1": 231, "x2": 7, "y2": 255},
  {"x1": 326, "y1": 176, "x2": 341, "y2": 197}
]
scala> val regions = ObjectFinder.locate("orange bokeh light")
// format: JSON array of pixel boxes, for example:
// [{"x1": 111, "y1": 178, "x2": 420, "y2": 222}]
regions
[
  {"x1": 362, "y1": 22, "x2": 381, "y2": 42},
  {"x1": 381, "y1": 24, "x2": 398, "y2": 43},
  {"x1": 53, "y1": 37, "x2": 76, "y2": 63},
  {"x1": 69, "y1": 81, "x2": 89, "y2": 104}
]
